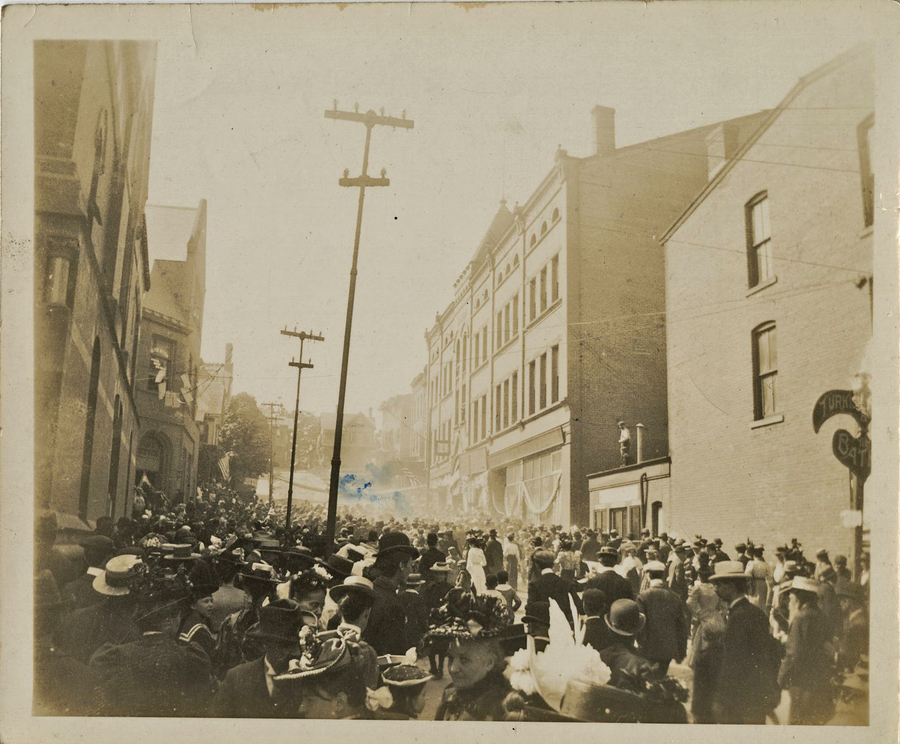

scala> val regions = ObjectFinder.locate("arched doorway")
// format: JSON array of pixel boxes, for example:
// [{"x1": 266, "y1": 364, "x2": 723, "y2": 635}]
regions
[{"x1": 136, "y1": 432, "x2": 168, "y2": 492}]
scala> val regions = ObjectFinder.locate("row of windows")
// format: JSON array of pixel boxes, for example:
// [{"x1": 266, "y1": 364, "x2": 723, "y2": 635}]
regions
[
  {"x1": 528, "y1": 254, "x2": 560, "y2": 323},
  {"x1": 529, "y1": 207, "x2": 561, "y2": 248},
  {"x1": 495, "y1": 294, "x2": 519, "y2": 350},
  {"x1": 527, "y1": 344, "x2": 561, "y2": 416},
  {"x1": 494, "y1": 371, "x2": 520, "y2": 434}
]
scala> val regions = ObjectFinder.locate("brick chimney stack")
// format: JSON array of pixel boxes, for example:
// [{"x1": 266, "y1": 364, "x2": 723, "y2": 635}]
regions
[{"x1": 592, "y1": 105, "x2": 616, "y2": 157}]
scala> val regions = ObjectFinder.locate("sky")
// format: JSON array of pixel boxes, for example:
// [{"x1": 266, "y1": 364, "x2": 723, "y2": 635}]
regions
[{"x1": 142, "y1": 1, "x2": 877, "y2": 420}]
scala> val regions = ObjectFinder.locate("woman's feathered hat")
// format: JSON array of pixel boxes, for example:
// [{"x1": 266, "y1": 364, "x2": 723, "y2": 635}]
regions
[{"x1": 424, "y1": 588, "x2": 511, "y2": 640}]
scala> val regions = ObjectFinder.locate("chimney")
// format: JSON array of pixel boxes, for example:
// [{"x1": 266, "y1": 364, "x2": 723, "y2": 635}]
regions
[
  {"x1": 635, "y1": 423, "x2": 646, "y2": 464},
  {"x1": 592, "y1": 105, "x2": 616, "y2": 157},
  {"x1": 705, "y1": 122, "x2": 740, "y2": 180}
]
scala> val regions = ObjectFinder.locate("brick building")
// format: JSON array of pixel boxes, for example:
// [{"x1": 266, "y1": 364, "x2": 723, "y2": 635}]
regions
[
  {"x1": 34, "y1": 41, "x2": 157, "y2": 525},
  {"x1": 423, "y1": 107, "x2": 768, "y2": 527},
  {"x1": 317, "y1": 412, "x2": 377, "y2": 474},
  {"x1": 134, "y1": 201, "x2": 207, "y2": 502},
  {"x1": 660, "y1": 48, "x2": 874, "y2": 555},
  {"x1": 195, "y1": 342, "x2": 234, "y2": 447}
]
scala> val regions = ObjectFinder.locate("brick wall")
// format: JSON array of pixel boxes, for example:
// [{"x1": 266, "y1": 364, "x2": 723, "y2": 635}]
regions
[{"x1": 664, "y1": 50, "x2": 874, "y2": 555}]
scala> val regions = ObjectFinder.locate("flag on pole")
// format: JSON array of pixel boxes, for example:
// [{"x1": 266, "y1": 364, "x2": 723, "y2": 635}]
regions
[{"x1": 217, "y1": 455, "x2": 230, "y2": 481}]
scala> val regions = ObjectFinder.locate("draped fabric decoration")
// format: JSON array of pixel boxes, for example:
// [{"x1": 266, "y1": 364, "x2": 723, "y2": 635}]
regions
[
  {"x1": 522, "y1": 473, "x2": 562, "y2": 517},
  {"x1": 496, "y1": 483, "x2": 513, "y2": 516}
]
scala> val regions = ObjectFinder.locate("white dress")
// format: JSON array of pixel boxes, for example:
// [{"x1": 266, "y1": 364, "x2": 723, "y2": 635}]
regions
[{"x1": 466, "y1": 547, "x2": 488, "y2": 595}]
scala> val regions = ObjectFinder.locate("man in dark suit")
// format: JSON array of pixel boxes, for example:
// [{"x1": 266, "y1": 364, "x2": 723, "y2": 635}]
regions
[
  {"x1": 61, "y1": 535, "x2": 115, "y2": 610},
  {"x1": 584, "y1": 546, "x2": 635, "y2": 605},
  {"x1": 484, "y1": 530, "x2": 504, "y2": 576},
  {"x1": 526, "y1": 550, "x2": 581, "y2": 624},
  {"x1": 399, "y1": 573, "x2": 429, "y2": 649},
  {"x1": 710, "y1": 562, "x2": 779, "y2": 724},
  {"x1": 581, "y1": 589, "x2": 614, "y2": 653},
  {"x1": 362, "y1": 532, "x2": 418, "y2": 655},
  {"x1": 212, "y1": 599, "x2": 305, "y2": 717},
  {"x1": 636, "y1": 561, "x2": 688, "y2": 677},
  {"x1": 419, "y1": 532, "x2": 446, "y2": 579},
  {"x1": 56, "y1": 555, "x2": 142, "y2": 664},
  {"x1": 580, "y1": 530, "x2": 601, "y2": 563},
  {"x1": 89, "y1": 586, "x2": 214, "y2": 717}
]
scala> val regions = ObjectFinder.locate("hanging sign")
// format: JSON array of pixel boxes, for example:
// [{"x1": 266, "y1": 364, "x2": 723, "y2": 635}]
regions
[
  {"x1": 813, "y1": 389, "x2": 869, "y2": 433},
  {"x1": 832, "y1": 429, "x2": 871, "y2": 484},
  {"x1": 813, "y1": 389, "x2": 871, "y2": 485}
]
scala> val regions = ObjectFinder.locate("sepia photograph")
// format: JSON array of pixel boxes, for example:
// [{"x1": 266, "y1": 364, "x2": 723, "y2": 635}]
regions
[{"x1": 1, "y1": 1, "x2": 898, "y2": 741}]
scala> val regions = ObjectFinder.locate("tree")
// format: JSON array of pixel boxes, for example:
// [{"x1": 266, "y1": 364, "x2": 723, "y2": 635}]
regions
[
  {"x1": 294, "y1": 412, "x2": 321, "y2": 469},
  {"x1": 219, "y1": 393, "x2": 270, "y2": 487}
]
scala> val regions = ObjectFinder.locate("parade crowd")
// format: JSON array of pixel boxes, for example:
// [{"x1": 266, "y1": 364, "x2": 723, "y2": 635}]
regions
[{"x1": 34, "y1": 483, "x2": 870, "y2": 723}]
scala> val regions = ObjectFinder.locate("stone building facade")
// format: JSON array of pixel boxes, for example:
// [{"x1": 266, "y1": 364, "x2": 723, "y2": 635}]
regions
[{"x1": 34, "y1": 40, "x2": 157, "y2": 524}]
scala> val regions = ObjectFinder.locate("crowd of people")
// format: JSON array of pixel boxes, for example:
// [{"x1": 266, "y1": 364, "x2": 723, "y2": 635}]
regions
[{"x1": 33, "y1": 482, "x2": 870, "y2": 723}]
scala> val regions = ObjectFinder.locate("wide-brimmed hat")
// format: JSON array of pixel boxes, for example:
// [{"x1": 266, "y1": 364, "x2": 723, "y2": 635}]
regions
[
  {"x1": 317, "y1": 554, "x2": 354, "y2": 580},
  {"x1": 240, "y1": 561, "x2": 282, "y2": 587},
  {"x1": 246, "y1": 598, "x2": 307, "y2": 644},
  {"x1": 425, "y1": 590, "x2": 512, "y2": 640},
  {"x1": 274, "y1": 634, "x2": 350, "y2": 681},
  {"x1": 404, "y1": 573, "x2": 425, "y2": 587},
  {"x1": 161, "y1": 543, "x2": 201, "y2": 564},
  {"x1": 598, "y1": 546, "x2": 618, "y2": 558},
  {"x1": 788, "y1": 576, "x2": 821, "y2": 595},
  {"x1": 93, "y1": 554, "x2": 143, "y2": 596},
  {"x1": 330, "y1": 575, "x2": 375, "y2": 602},
  {"x1": 643, "y1": 560, "x2": 666, "y2": 574},
  {"x1": 522, "y1": 601, "x2": 551, "y2": 627},
  {"x1": 605, "y1": 599, "x2": 645, "y2": 637},
  {"x1": 376, "y1": 532, "x2": 419, "y2": 560},
  {"x1": 430, "y1": 561, "x2": 452, "y2": 574},
  {"x1": 382, "y1": 664, "x2": 432, "y2": 687},
  {"x1": 708, "y1": 561, "x2": 748, "y2": 582}
]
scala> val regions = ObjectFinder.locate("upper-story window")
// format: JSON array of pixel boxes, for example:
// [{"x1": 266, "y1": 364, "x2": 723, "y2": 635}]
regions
[
  {"x1": 149, "y1": 335, "x2": 176, "y2": 393},
  {"x1": 530, "y1": 234, "x2": 537, "y2": 248},
  {"x1": 541, "y1": 221, "x2": 548, "y2": 236},
  {"x1": 44, "y1": 236, "x2": 78, "y2": 308},
  {"x1": 746, "y1": 193, "x2": 773, "y2": 288},
  {"x1": 513, "y1": 255, "x2": 520, "y2": 268},
  {"x1": 552, "y1": 207, "x2": 560, "y2": 222},
  {"x1": 858, "y1": 114, "x2": 874, "y2": 228},
  {"x1": 752, "y1": 322, "x2": 778, "y2": 420}
]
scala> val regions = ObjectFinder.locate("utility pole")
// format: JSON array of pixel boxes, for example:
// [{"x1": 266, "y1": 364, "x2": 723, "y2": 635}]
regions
[
  {"x1": 323, "y1": 102, "x2": 414, "y2": 552},
  {"x1": 261, "y1": 401, "x2": 281, "y2": 505},
  {"x1": 280, "y1": 327, "x2": 324, "y2": 531}
]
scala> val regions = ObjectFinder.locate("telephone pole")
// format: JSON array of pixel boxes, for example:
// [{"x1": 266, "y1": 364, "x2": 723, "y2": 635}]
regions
[
  {"x1": 323, "y1": 102, "x2": 414, "y2": 552},
  {"x1": 260, "y1": 401, "x2": 281, "y2": 504},
  {"x1": 280, "y1": 327, "x2": 324, "y2": 530}
]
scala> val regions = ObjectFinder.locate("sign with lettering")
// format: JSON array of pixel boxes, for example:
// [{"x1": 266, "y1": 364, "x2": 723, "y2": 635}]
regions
[
  {"x1": 813, "y1": 389, "x2": 869, "y2": 433},
  {"x1": 832, "y1": 429, "x2": 871, "y2": 484}
]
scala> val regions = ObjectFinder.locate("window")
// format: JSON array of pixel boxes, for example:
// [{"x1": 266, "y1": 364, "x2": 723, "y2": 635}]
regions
[
  {"x1": 503, "y1": 304, "x2": 511, "y2": 346},
  {"x1": 503, "y1": 379, "x2": 510, "y2": 429},
  {"x1": 753, "y1": 322, "x2": 778, "y2": 419},
  {"x1": 512, "y1": 371, "x2": 518, "y2": 423},
  {"x1": 461, "y1": 384, "x2": 466, "y2": 423},
  {"x1": 551, "y1": 255, "x2": 559, "y2": 303},
  {"x1": 551, "y1": 345, "x2": 559, "y2": 403},
  {"x1": 522, "y1": 450, "x2": 563, "y2": 517},
  {"x1": 473, "y1": 332, "x2": 479, "y2": 367},
  {"x1": 746, "y1": 193, "x2": 773, "y2": 287},
  {"x1": 454, "y1": 389, "x2": 459, "y2": 425},
  {"x1": 482, "y1": 327, "x2": 488, "y2": 361},
  {"x1": 512, "y1": 294, "x2": 519, "y2": 336},
  {"x1": 497, "y1": 311, "x2": 503, "y2": 349},
  {"x1": 540, "y1": 267, "x2": 548, "y2": 312},
  {"x1": 552, "y1": 207, "x2": 560, "y2": 222},
  {"x1": 528, "y1": 360, "x2": 536, "y2": 415},
  {"x1": 539, "y1": 353, "x2": 548, "y2": 409},
  {"x1": 462, "y1": 335, "x2": 467, "y2": 371},
  {"x1": 529, "y1": 278, "x2": 537, "y2": 321},
  {"x1": 472, "y1": 398, "x2": 478, "y2": 439},
  {"x1": 541, "y1": 221, "x2": 548, "y2": 235},
  {"x1": 858, "y1": 115, "x2": 874, "y2": 228},
  {"x1": 514, "y1": 255, "x2": 520, "y2": 268},
  {"x1": 44, "y1": 237, "x2": 78, "y2": 308},
  {"x1": 530, "y1": 234, "x2": 537, "y2": 247},
  {"x1": 481, "y1": 394, "x2": 487, "y2": 440},
  {"x1": 506, "y1": 262, "x2": 511, "y2": 274},
  {"x1": 495, "y1": 384, "x2": 502, "y2": 432},
  {"x1": 149, "y1": 336, "x2": 175, "y2": 393}
]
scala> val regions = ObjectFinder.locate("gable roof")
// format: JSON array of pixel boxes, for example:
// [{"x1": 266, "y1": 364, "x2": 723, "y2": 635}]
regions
[
  {"x1": 470, "y1": 200, "x2": 515, "y2": 270},
  {"x1": 659, "y1": 45, "x2": 871, "y2": 245}
]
